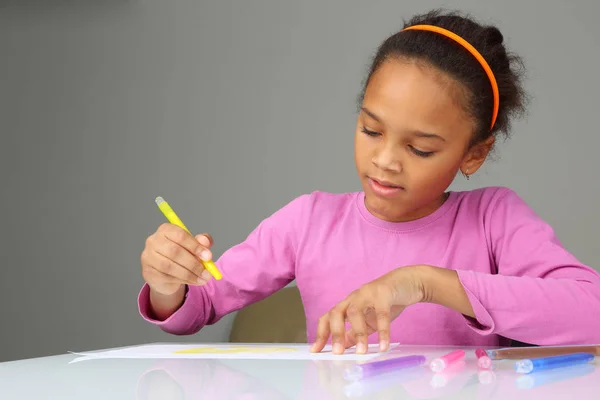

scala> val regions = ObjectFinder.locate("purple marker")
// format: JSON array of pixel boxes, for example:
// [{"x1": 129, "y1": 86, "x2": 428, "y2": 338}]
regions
[{"x1": 344, "y1": 355, "x2": 426, "y2": 382}]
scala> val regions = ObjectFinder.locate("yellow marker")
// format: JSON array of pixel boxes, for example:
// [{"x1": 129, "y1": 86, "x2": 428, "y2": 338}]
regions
[{"x1": 155, "y1": 196, "x2": 222, "y2": 280}]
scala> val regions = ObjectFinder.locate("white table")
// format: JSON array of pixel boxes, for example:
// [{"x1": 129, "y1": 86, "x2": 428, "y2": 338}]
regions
[{"x1": 1, "y1": 344, "x2": 598, "y2": 399}]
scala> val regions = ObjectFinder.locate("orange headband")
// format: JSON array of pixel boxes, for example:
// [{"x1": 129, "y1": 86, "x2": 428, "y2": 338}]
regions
[{"x1": 402, "y1": 24, "x2": 499, "y2": 130}]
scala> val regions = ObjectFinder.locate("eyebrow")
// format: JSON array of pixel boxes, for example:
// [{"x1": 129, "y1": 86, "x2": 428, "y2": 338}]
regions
[{"x1": 360, "y1": 107, "x2": 446, "y2": 142}]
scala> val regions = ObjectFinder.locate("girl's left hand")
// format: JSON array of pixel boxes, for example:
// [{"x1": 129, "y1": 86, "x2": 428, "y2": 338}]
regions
[{"x1": 310, "y1": 265, "x2": 427, "y2": 355}]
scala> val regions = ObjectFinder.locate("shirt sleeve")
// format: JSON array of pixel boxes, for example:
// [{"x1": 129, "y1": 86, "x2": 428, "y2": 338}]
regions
[
  {"x1": 137, "y1": 193, "x2": 310, "y2": 335},
  {"x1": 456, "y1": 188, "x2": 600, "y2": 345}
]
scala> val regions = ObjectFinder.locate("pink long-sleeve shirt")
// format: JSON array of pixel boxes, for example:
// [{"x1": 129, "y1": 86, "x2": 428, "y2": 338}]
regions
[{"x1": 138, "y1": 187, "x2": 600, "y2": 346}]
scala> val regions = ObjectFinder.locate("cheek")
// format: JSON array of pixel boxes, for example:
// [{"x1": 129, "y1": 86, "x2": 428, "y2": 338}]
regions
[
  {"x1": 354, "y1": 133, "x2": 373, "y2": 168},
  {"x1": 408, "y1": 157, "x2": 458, "y2": 189}
]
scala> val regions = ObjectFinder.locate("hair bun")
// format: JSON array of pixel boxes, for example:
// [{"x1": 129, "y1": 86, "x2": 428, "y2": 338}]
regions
[{"x1": 485, "y1": 27, "x2": 504, "y2": 46}]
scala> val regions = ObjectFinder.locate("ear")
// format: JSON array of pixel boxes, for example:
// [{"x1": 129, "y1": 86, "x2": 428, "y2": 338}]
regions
[{"x1": 460, "y1": 136, "x2": 495, "y2": 176}]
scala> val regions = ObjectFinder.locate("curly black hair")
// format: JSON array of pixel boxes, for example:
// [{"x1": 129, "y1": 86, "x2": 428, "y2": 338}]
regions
[{"x1": 359, "y1": 9, "x2": 528, "y2": 147}]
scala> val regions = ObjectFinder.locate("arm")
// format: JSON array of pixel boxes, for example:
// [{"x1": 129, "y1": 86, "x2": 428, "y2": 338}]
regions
[
  {"x1": 421, "y1": 267, "x2": 475, "y2": 318},
  {"x1": 148, "y1": 284, "x2": 188, "y2": 321},
  {"x1": 429, "y1": 189, "x2": 600, "y2": 345},
  {"x1": 137, "y1": 193, "x2": 310, "y2": 335}
]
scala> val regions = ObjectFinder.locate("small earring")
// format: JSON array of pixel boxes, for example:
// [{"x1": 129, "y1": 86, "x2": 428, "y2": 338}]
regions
[{"x1": 464, "y1": 168, "x2": 470, "y2": 180}]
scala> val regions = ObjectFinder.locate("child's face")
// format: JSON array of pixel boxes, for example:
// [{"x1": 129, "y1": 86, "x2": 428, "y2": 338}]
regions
[{"x1": 354, "y1": 58, "x2": 487, "y2": 222}]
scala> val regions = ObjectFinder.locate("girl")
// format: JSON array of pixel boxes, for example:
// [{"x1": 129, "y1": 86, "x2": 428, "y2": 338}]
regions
[{"x1": 138, "y1": 10, "x2": 600, "y2": 355}]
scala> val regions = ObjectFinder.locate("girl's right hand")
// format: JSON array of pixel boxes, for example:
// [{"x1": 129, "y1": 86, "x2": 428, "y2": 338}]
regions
[{"x1": 141, "y1": 223, "x2": 214, "y2": 296}]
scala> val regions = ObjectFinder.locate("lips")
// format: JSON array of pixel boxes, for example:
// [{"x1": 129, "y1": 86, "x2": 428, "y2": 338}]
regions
[
  {"x1": 367, "y1": 177, "x2": 405, "y2": 198},
  {"x1": 370, "y1": 177, "x2": 403, "y2": 189}
]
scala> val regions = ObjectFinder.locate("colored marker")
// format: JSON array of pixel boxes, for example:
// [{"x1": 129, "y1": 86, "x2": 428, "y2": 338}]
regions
[
  {"x1": 344, "y1": 354, "x2": 426, "y2": 382},
  {"x1": 487, "y1": 345, "x2": 600, "y2": 360},
  {"x1": 155, "y1": 196, "x2": 222, "y2": 280},
  {"x1": 475, "y1": 348, "x2": 492, "y2": 369},
  {"x1": 430, "y1": 349, "x2": 465, "y2": 373},
  {"x1": 514, "y1": 352, "x2": 595, "y2": 374}
]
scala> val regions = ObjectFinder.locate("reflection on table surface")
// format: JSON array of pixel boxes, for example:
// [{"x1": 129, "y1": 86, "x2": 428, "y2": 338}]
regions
[
  {"x1": 1, "y1": 346, "x2": 599, "y2": 399},
  {"x1": 136, "y1": 359, "x2": 289, "y2": 399},
  {"x1": 134, "y1": 346, "x2": 600, "y2": 400}
]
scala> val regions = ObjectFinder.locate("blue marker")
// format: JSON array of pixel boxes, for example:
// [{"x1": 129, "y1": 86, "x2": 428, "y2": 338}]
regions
[{"x1": 515, "y1": 352, "x2": 595, "y2": 374}]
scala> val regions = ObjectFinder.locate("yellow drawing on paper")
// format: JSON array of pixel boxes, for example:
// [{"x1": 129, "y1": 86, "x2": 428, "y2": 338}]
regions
[{"x1": 174, "y1": 346, "x2": 299, "y2": 355}]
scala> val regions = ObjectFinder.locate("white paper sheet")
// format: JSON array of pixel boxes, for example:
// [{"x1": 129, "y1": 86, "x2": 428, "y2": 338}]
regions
[{"x1": 69, "y1": 343, "x2": 399, "y2": 363}]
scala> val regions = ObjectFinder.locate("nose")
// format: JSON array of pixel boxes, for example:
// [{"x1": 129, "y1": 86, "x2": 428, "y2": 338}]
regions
[{"x1": 372, "y1": 141, "x2": 402, "y2": 173}]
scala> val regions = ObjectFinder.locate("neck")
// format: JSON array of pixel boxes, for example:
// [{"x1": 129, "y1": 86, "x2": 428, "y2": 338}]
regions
[{"x1": 366, "y1": 192, "x2": 450, "y2": 223}]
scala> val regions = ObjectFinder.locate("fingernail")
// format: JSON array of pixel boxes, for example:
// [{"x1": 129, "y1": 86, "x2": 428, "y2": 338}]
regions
[
  {"x1": 201, "y1": 270, "x2": 212, "y2": 280},
  {"x1": 333, "y1": 343, "x2": 343, "y2": 354},
  {"x1": 380, "y1": 340, "x2": 388, "y2": 352},
  {"x1": 197, "y1": 235, "x2": 210, "y2": 247},
  {"x1": 357, "y1": 342, "x2": 366, "y2": 354},
  {"x1": 196, "y1": 277, "x2": 205, "y2": 284},
  {"x1": 199, "y1": 250, "x2": 211, "y2": 261}
]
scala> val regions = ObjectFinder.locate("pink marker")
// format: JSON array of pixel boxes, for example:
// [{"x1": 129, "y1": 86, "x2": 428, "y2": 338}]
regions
[
  {"x1": 475, "y1": 348, "x2": 492, "y2": 369},
  {"x1": 430, "y1": 349, "x2": 465, "y2": 373}
]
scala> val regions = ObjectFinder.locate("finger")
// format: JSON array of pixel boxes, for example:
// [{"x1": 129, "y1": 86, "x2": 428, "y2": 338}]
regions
[
  {"x1": 159, "y1": 223, "x2": 212, "y2": 261},
  {"x1": 329, "y1": 306, "x2": 347, "y2": 355},
  {"x1": 343, "y1": 329, "x2": 357, "y2": 349},
  {"x1": 150, "y1": 250, "x2": 205, "y2": 285},
  {"x1": 310, "y1": 315, "x2": 331, "y2": 353},
  {"x1": 143, "y1": 260, "x2": 204, "y2": 286},
  {"x1": 195, "y1": 233, "x2": 213, "y2": 248},
  {"x1": 374, "y1": 304, "x2": 393, "y2": 352},
  {"x1": 346, "y1": 303, "x2": 369, "y2": 354},
  {"x1": 155, "y1": 235, "x2": 206, "y2": 278}
]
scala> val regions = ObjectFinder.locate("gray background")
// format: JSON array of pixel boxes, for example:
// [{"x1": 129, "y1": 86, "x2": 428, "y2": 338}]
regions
[{"x1": 1, "y1": 0, "x2": 598, "y2": 362}]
